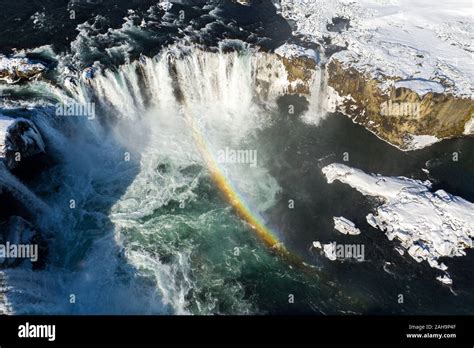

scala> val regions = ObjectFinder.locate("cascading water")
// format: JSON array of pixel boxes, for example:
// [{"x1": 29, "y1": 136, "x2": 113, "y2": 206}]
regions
[
  {"x1": 2, "y1": 0, "x2": 473, "y2": 319},
  {"x1": 1, "y1": 44, "x2": 331, "y2": 314}
]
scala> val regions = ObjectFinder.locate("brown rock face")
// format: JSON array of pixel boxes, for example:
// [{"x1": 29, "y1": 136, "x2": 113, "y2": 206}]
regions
[
  {"x1": 0, "y1": 57, "x2": 46, "y2": 84},
  {"x1": 279, "y1": 55, "x2": 317, "y2": 95},
  {"x1": 327, "y1": 59, "x2": 474, "y2": 149}
]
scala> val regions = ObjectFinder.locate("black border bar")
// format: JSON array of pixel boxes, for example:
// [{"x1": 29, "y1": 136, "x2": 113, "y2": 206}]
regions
[{"x1": 0, "y1": 315, "x2": 472, "y2": 346}]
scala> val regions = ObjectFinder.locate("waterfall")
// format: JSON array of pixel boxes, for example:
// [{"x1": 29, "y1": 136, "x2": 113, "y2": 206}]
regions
[{"x1": 1, "y1": 44, "x2": 326, "y2": 315}]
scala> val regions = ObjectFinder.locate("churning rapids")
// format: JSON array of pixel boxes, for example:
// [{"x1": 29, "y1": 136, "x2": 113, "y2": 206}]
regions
[
  {"x1": 0, "y1": 44, "x2": 333, "y2": 314},
  {"x1": 1, "y1": 1, "x2": 473, "y2": 315}
]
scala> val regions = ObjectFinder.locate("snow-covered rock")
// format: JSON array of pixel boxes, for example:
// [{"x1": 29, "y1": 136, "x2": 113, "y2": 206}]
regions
[
  {"x1": 312, "y1": 240, "x2": 365, "y2": 261},
  {"x1": 322, "y1": 242, "x2": 337, "y2": 261},
  {"x1": 313, "y1": 241, "x2": 338, "y2": 261},
  {"x1": 280, "y1": 0, "x2": 474, "y2": 150},
  {"x1": 333, "y1": 216, "x2": 361, "y2": 235},
  {"x1": 394, "y1": 80, "x2": 445, "y2": 97},
  {"x1": 405, "y1": 135, "x2": 440, "y2": 151},
  {"x1": 436, "y1": 274, "x2": 453, "y2": 285},
  {"x1": 0, "y1": 115, "x2": 45, "y2": 170},
  {"x1": 280, "y1": 0, "x2": 473, "y2": 97},
  {"x1": 275, "y1": 43, "x2": 320, "y2": 63},
  {"x1": 322, "y1": 163, "x2": 474, "y2": 283},
  {"x1": 0, "y1": 56, "x2": 46, "y2": 84}
]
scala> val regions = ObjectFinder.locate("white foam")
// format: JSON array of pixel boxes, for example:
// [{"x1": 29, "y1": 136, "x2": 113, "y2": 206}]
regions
[
  {"x1": 0, "y1": 115, "x2": 15, "y2": 158},
  {"x1": 63, "y1": 45, "x2": 299, "y2": 313}
]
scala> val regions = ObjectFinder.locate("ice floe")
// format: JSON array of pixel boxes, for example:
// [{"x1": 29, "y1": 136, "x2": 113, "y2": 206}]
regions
[
  {"x1": 322, "y1": 163, "x2": 474, "y2": 283},
  {"x1": 333, "y1": 216, "x2": 361, "y2": 235}
]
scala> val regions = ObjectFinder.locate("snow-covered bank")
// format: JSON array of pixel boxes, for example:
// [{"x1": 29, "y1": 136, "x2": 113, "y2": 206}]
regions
[
  {"x1": 322, "y1": 163, "x2": 474, "y2": 284},
  {"x1": 0, "y1": 56, "x2": 46, "y2": 84},
  {"x1": 280, "y1": 0, "x2": 473, "y2": 97},
  {"x1": 275, "y1": 43, "x2": 320, "y2": 62},
  {"x1": 278, "y1": 0, "x2": 474, "y2": 150}
]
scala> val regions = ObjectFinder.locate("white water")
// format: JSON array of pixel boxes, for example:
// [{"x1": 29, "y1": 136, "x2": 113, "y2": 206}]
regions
[{"x1": 1, "y1": 44, "x2": 326, "y2": 314}]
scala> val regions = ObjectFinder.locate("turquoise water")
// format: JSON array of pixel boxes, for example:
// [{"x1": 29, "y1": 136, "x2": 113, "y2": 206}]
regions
[{"x1": 0, "y1": 0, "x2": 473, "y2": 316}]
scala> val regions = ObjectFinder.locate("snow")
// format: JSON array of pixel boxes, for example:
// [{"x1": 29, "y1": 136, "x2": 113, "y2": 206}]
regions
[
  {"x1": 322, "y1": 242, "x2": 337, "y2": 260},
  {"x1": 313, "y1": 241, "x2": 338, "y2": 260},
  {"x1": 280, "y1": 0, "x2": 474, "y2": 97},
  {"x1": 464, "y1": 116, "x2": 474, "y2": 135},
  {"x1": 333, "y1": 216, "x2": 361, "y2": 235},
  {"x1": 405, "y1": 134, "x2": 440, "y2": 150},
  {"x1": 322, "y1": 163, "x2": 474, "y2": 283},
  {"x1": 436, "y1": 274, "x2": 453, "y2": 285},
  {"x1": 275, "y1": 43, "x2": 320, "y2": 63},
  {"x1": 394, "y1": 79, "x2": 445, "y2": 96},
  {"x1": 0, "y1": 56, "x2": 46, "y2": 84}
]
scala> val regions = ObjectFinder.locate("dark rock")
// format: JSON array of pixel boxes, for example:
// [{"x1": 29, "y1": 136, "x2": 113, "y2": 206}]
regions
[
  {"x1": 0, "y1": 216, "x2": 48, "y2": 269},
  {"x1": 1, "y1": 117, "x2": 46, "y2": 171}
]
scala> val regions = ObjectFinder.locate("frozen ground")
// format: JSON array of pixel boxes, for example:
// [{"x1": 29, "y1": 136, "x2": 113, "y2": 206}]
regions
[{"x1": 279, "y1": 0, "x2": 473, "y2": 97}]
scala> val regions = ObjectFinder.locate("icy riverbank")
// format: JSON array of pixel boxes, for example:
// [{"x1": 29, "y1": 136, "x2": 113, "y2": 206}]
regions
[
  {"x1": 322, "y1": 163, "x2": 474, "y2": 284},
  {"x1": 280, "y1": 0, "x2": 473, "y2": 97},
  {"x1": 278, "y1": 0, "x2": 474, "y2": 150}
]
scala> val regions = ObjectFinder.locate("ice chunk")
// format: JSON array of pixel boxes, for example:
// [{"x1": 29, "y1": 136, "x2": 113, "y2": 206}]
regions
[
  {"x1": 322, "y1": 163, "x2": 474, "y2": 284},
  {"x1": 333, "y1": 216, "x2": 361, "y2": 235}
]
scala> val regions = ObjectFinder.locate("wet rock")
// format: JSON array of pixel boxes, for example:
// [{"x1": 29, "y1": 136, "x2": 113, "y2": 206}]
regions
[
  {"x1": 326, "y1": 17, "x2": 350, "y2": 33},
  {"x1": 274, "y1": 46, "x2": 319, "y2": 94},
  {"x1": 81, "y1": 66, "x2": 96, "y2": 80},
  {"x1": 0, "y1": 56, "x2": 46, "y2": 84},
  {"x1": 0, "y1": 216, "x2": 47, "y2": 270},
  {"x1": 0, "y1": 116, "x2": 46, "y2": 171}
]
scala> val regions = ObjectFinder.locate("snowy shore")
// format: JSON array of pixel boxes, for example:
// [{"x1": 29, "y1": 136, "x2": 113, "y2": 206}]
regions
[
  {"x1": 280, "y1": 0, "x2": 473, "y2": 97},
  {"x1": 322, "y1": 163, "x2": 474, "y2": 284}
]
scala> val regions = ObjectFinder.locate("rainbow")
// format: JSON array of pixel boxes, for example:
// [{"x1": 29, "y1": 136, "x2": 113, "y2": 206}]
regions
[{"x1": 185, "y1": 110, "x2": 293, "y2": 260}]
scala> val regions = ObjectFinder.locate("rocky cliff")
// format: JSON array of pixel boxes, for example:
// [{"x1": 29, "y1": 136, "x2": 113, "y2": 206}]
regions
[
  {"x1": 327, "y1": 59, "x2": 474, "y2": 150},
  {"x1": 278, "y1": 0, "x2": 474, "y2": 150}
]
